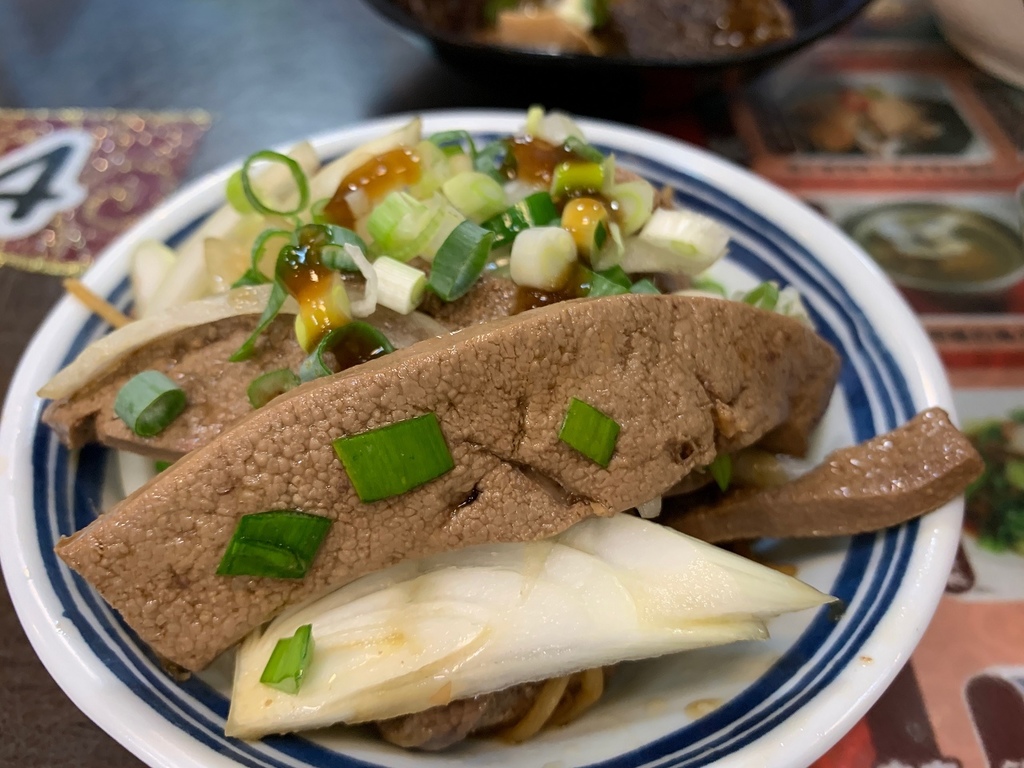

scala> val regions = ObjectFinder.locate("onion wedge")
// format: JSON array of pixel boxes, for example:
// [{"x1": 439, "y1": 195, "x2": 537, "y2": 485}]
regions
[{"x1": 227, "y1": 514, "x2": 830, "y2": 738}]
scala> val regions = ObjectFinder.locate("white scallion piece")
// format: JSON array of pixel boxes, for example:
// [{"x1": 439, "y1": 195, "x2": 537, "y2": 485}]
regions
[
  {"x1": 373, "y1": 257, "x2": 427, "y2": 315},
  {"x1": 509, "y1": 226, "x2": 578, "y2": 291},
  {"x1": 441, "y1": 172, "x2": 507, "y2": 223},
  {"x1": 604, "y1": 208, "x2": 730, "y2": 275},
  {"x1": 344, "y1": 244, "x2": 377, "y2": 318},
  {"x1": 226, "y1": 513, "x2": 831, "y2": 738},
  {"x1": 609, "y1": 179, "x2": 656, "y2": 236},
  {"x1": 523, "y1": 106, "x2": 585, "y2": 146}
]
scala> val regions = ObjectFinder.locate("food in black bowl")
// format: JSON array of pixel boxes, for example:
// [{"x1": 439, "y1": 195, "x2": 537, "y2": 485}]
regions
[{"x1": 363, "y1": 0, "x2": 872, "y2": 112}]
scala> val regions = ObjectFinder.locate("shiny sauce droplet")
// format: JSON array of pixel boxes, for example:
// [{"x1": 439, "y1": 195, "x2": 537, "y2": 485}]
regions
[{"x1": 323, "y1": 146, "x2": 422, "y2": 229}]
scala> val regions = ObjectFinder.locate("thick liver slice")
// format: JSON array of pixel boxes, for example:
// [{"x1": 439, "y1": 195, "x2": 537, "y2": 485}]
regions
[
  {"x1": 664, "y1": 408, "x2": 983, "y2": 543},
  {"x1": 55, "y1": 294, "x2": 839, "y2": 671}
]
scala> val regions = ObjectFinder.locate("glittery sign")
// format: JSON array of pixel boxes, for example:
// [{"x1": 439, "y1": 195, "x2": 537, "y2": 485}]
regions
[{"x1": 0, "y1": 109, "x2": 210, "y2": 276}]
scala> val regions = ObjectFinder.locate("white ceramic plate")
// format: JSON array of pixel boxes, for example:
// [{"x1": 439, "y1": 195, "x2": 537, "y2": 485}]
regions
[{"x1": 0, "y1": 111, "x2": 962, "y2": 768}]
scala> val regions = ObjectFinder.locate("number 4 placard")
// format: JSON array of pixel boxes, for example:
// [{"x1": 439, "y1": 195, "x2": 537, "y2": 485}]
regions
[{"x1": 0, "y1": 129, "x2": 92, "y2": 241}]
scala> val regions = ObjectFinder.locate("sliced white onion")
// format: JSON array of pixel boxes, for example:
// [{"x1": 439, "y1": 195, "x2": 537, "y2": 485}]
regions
[
  {"x1": 777, "y1": 286, "x2": 813, "y2": 327},
  {"x1": 38, "y1": 285, "x2": 298, "y2": 400},
  {"x1": 227, "y1": 514, "x2": 829, "y2": 737},
  {"x1": 129, "y1": 240, "x2": 176, "y2": 319},
  {"x1": 344, "y1": 243, "x2": 377, "y2": 318}
]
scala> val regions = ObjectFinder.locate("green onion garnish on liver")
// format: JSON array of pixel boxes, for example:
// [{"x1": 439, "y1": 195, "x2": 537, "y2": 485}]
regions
[
  {"x1": 333, "y1": 413, "x2": 455, "y2": 502},
  {"x1": 217, "y1": 510, "x2": 332, "y2": 579},
  {"x1": 550, "y1": 161, "x2": 605, "y2": 199},
  {"x1": 429, "y1": 130, "x2": 478, "y2": 160},
  {"x1": 232, "y1": 227, "x2": 293, "y2": 288},
  {"x1": 299, "y1": 321, "x2": 394, "y2": 382},
  {"x1": 708, "y1": 454, "x2": 732, "y2": 492},
  {"x1": 585, "y1": 266, "x2": 631, "y2": 298},
  {"x1": 743, "y1": 281, "x2": 780, "y2": 311},
  {"x1": 630, "y1": 278, "x2": 661, "y2": 294},
  {"x1": 240, "y1": 150, "x2": 310, "y2": 217},
  {"x1": 558, "y1": 397, "x2": 620, "y2": 468},
  {"x1": 562, "y1": 136, "x2": 605, "y2": 164},
  {"x1": 260, "y1": 623, "x2": 314, "y2": 694},
  {"x1": 247, "y1": 368, "x2": 301, "y2": 408},
  {"x1": 482, "y1": 192, "x2": 558, "y2": 249},
  {"x1": 155, "y1": 460, "x2": 172, "y2": 473},
  {"x1": 230, "y1": 281, "x2": 288, "y2": 362},
  {"x1": 113, "y1": 371, "x2": 187, "y2": 437},
  {"x1": 428, "y1": 220, "x2": 495, "y2": 301}
]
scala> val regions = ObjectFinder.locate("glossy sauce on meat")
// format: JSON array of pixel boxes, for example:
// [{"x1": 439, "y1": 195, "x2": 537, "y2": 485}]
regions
[{"x1": 323, "y1": 147, "x2": 423, "y2": 229}]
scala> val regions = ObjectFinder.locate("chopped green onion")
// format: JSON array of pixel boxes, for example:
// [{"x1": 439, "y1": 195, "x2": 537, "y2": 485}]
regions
[
  {"x1": 428, "y1": 220, "x2": 495, "y2": 301},
  {"x1": 586, "y1": 267, "x2": 630, "y2": 298},
  {"x1": 636, "y1": 208, "x2": 730, "y2": 275},
  {"x1": 482, "y1": 192, "x2": 559, "y2": 249},
  {"x1": 524, "y1": 104, "x2": 545, "y2": 136},
  {"x1": 410, "y1": 140, "x2": 453, "y2": 198},
  {"x1": 743, "y1": 281, "x2": 780, "y2": 311},
  {"x1": 155, "y1": 460, "x2": 172, "y2": 473},
  {"x1": 509, "y1": 226, "x2": 577, "y2": 291},
  {"x1": 374, "y1": 256, "x2": 428, "y2": 314},
  {"x1": 367, "y1": 191, "x2": 443, "y2": 262},
  {"x1": 550, "y1": 161, "x2": 605, "y2": 198},
  {"x1": 232, "y1": 227, "x2": 292, "y2": 288},
  {"x1": 630, "y1": 278, "x2": 661, "y2": 294},
  {"x1": 598, "y1": 265, "x2": 630, "y2": 289},
  {"x1": 442, "y1": 172, "x2": 507, "y2": 222},
  {"x1": 558, "y1": 397, "x2": 620, "y2": 468},
  {"x1": 309, "y1": 198, "x2": 330, "y2": 224},
  {"x1": 240, "y1": 150, "x2": 310, "y2": 217},
  {"x1": 429, "y1": 130, "x2": 477, "y2": 160},
  {"x1": 260, "y1": 624, "x2": 314, "y2": 695},
  {"x1": 226, "y1": 170, "x2": 253, "y2": 214},
  {"x1": 333, "y1": 413, "x2": 455, "y2": 503},
  {"x1": 692, "y1": 275, "x2": 727, "y2": 296},
  {"x1": 474, "y1": 138, "x2": 509, "y2": 181},
  {"x1": 114, "y1": 371, "x2": 187, "y2": 437},
  {"x1": 248, "y1": 368, "x2": 301, "y2": 408},
  {"x1": 709, "y1": 454, "x2": 732, "y2": 492},
  {"x1": 217, "y1": 510, "x2": 332, "y2": 579},
  {"x1": 563, "y1": 136, "x2": 605, "y2": 164},
  {"x1": 299, "y1": 321, "x2": 394, "y2": 382},
  {"x1": 230, "y1": 281, "x2": 288, "y2": 362},
  {"x1": 609, "y1": 179, "x2": 656, "y2": 236},
  {"x1": 320, "y1": 226, "x2": 369, "y2": 272}
]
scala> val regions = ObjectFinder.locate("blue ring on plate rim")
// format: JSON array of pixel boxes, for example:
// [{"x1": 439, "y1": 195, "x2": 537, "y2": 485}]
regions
[{"x1": 32, "y1": 139, "x2": 917, "y2": 768}]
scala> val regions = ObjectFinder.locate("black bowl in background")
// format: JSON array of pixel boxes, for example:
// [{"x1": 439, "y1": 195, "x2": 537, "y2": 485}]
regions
[{"x1": 362, "y1": 0, "x2": 873, "y2": 116}]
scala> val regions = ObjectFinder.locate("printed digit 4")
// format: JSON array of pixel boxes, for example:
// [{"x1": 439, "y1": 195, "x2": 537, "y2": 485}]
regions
[{"x1": 0, "y1": 129, "x2": 92, "y2": 241}]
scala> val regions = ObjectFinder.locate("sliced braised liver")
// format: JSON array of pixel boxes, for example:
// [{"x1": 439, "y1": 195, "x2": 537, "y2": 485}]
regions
[
  {"x1": 55, "y1": 294, "x2": 839, "y2": 671},
  {"x1": 663, "y1": 408, "x2": 983, "y2": 543}
]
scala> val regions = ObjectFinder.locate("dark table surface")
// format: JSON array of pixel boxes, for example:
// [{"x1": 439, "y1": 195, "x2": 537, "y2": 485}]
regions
[{"x1": 0, "y1": 1, "x2": 519, "y2": 765}]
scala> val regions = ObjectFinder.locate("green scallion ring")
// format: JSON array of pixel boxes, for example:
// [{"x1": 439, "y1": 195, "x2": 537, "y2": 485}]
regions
[
  {"x1": 240, "y1": 150, "x2": 310, "y2": 217},
  {"x1": 247, "y1": 368, "x2": 301, "y2": 409},
  {"x1": 299, "y1": 322, "x2": 395, "y2": 383},
  {"x1": 113, "y1": 371, "x2": 187, "y2": 437}
]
